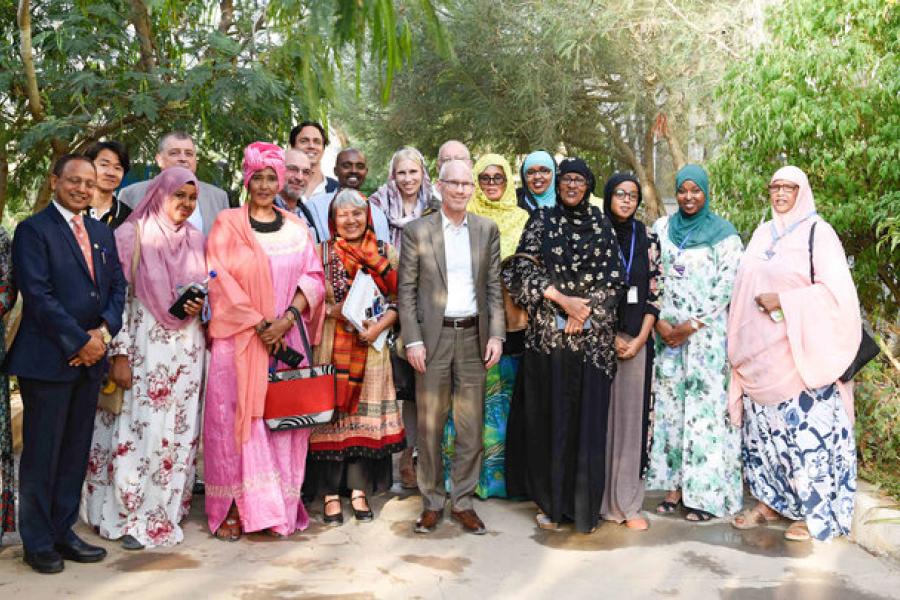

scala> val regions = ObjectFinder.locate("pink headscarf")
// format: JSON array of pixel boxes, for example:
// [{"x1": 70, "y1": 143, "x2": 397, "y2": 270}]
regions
[
  {"x1": 115, "y1": 166, "x2": 208, "y2": 330},
  {"x1": 242, "y1": 142, "x2": 285, "y2": 191},
  {"x1": 727, "y1": 166, "x2": 862, "y2": 425}
]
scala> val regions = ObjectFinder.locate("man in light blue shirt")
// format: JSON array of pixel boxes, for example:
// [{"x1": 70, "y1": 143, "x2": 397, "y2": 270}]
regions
[{"x1": 306, "y1": 148, "x2": 390, "y2": 242}]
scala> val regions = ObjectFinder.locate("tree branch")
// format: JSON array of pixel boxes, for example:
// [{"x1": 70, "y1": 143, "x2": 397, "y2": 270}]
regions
[
  {"x1": 17, "y1": 0, "x2": 44, "y2": 122},
  {"x1": 130, "y1": 0, "x2": 157, "y2": 71},
  {"x1": 661, "y1": 0, "x2": 740, "y2": 60},
  {"x1": 71, "y1": 114, "x2": 144, "y2": 153},
  {"x1": 218, "y1": 0, "x2": 234, "y2": 34},
  {"x1": 598, "y1": 114, "x2": 665, "y2": 219},
  {"x1": 653, "y1": 113, "x2": 686, "y2": 171}
]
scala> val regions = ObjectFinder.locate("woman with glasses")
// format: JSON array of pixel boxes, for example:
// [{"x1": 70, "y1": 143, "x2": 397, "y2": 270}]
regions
[
  {"x1": 728, "y1": 166, "x2": 861, "y2": 542},
  {"x1": 502, "y1": 158, "x2": 625, "y2": 532},
  {"x1": 645, "y1": 164, "x2": 743, "y2": 523},
  {"x1": 599, "y1": 173, "x2": 661, "y2": 531},
  {"x1": 441, "y1": 154, "x2": 529, "y2": 499},
  {"x1": 516, "y1": 151, "x2": 557, "y2": 213}
]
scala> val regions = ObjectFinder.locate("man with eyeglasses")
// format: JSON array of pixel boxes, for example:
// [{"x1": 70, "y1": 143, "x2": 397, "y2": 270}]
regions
[
  {"x1": 398, "y1": 159, "x2": 505, "y2": 536},
  {"x1": 118, "y1": 131, "x2": 229, "y2": 237},
  {"x1": 8, "y1": 155, "x2": 127, "y2": 573},
  {"x1": 274, "y1": 148, "x2": 319, "y2": 241}
]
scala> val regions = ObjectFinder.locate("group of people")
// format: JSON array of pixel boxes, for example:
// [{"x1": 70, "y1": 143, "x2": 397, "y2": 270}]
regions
[{"x1": 0, "y1": 122, "x2": 863, "y2": 575}]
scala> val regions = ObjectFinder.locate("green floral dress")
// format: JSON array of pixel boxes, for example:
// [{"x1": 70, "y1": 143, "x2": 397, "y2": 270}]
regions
[{"x1": 645, "y1": 216, "x2": 743, "y2": 517}]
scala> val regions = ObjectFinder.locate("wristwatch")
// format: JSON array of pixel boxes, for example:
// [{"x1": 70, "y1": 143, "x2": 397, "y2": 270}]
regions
[{"x1": 99, "y1": 324, "x2": 112, "y2": 345}]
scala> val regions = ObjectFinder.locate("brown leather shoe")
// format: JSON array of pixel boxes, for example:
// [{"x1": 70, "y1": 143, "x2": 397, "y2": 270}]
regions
[
  {"x1": 414, "y1": 509, "x2": 443, "y2": 534},
  {"x1": 451, "y1": 509, "x2": 487, "y2": 535}
]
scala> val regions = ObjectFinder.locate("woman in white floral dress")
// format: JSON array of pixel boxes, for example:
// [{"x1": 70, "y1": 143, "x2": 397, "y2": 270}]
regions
[
  {"x1": 645, "y1": 164, "x2": 744, "y2": 521},
  {"x1": 82, "y1": 167, "x2": 208, "y2": 549}
]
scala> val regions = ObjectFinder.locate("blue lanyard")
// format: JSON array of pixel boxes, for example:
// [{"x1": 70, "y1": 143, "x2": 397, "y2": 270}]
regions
[
  {"x1": 618, "y1": 221, "x2": 636, "y2": 285},
  {"x1": 765, "y1": 211, "x2": 817, "y2": 257}
]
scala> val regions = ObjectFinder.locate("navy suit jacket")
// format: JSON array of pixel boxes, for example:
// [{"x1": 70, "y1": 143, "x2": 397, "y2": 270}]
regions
[{"x1": 6, "y1": 204, "x2": 127, "y2": 382}]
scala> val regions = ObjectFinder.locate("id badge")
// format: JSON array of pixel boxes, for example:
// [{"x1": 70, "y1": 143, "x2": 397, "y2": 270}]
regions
[{"x1": 626, "y1": 286, "x2": 638, "y2": 304}]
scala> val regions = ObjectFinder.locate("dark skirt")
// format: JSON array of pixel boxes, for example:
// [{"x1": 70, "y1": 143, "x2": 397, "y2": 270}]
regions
[
  {"x1": 304, "y1": 455, "x2": 393, "y2": 498},
  {"x1": 505, "y1": 348, "x2": 611, "y2": 533}
]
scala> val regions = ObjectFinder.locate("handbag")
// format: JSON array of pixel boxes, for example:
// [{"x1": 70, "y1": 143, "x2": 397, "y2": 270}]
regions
[
  {"x1": 263, "y1": 319, "x2": 337, "y2": 431},
  {"x1": 808, "y1": 222, "x2": 879, "y2": 382},
  {"x1": 98, "y1": 223, "x2": 142, "y2": 415}
]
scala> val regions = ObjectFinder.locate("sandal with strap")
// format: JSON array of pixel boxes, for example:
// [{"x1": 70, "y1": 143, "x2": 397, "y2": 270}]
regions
[
  {"x1": 732, "y1": 506, "x2": 780, "y2": 530},
  {"x1": 351, "y1": 493, "x2": 374, "y2": 522},
  {"x1": 214, "y1": 505, "x2": 242, "y2": 542},
  {"x1": 784, "y1": 521, "x2": 811, "y2": 542},
  {"x1": 656, "y1": 499, "x2": 683, "y2": 514},
  {"x1": 684, "y1": 508, "x2": 715, "y2": 522},
  {"x1": 323, "y1": 497, "x2": 344, "y2": 526},
  {"x1": 535, "y1": 511, "x2": 560, "y2": 531}
]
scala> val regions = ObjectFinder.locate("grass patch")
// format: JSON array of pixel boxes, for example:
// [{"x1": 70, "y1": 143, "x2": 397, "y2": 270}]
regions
[{"x1": 855, "y1": 359, "x2": 900, "y2": 502}]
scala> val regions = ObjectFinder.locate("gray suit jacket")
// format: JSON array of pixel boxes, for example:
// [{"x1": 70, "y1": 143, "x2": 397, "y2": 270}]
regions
[
  {"x1": 118, "y1": 179, "x2": 229, "y2": 236},
  {"x1": 398, "y1": 210, "x2": 505, "y2": 363}
]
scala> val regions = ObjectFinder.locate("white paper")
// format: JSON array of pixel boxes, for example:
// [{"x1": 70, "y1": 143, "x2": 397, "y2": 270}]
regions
[{"x1": 341, "y1": 271, "x2": 389, "y2": 352}]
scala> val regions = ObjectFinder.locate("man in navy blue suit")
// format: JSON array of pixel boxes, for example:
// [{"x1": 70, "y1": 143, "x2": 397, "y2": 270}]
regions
[{"x1": 6, "y1": 155, "x2": 127, "y2": 573}]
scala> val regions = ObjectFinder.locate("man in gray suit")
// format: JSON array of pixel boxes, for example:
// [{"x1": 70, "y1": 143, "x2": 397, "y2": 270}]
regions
[
  {"x1": 118, "y1": 131, "x2": 229, "y2": 236},
  {"x1": 398, "y1": 159, "x2": 505, "y2": 535}
]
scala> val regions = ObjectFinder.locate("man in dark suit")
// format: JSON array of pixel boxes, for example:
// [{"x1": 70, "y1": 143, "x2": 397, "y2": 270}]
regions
[
  {"x1": 398, "y1": 159, "x2": 505, "y2": 535},
  {"x1": 7, "y1": 155, "x2": 127, "y2": 573},
  {"x1": 118, "y1": 131, "x2": 229, "y2": 236}
]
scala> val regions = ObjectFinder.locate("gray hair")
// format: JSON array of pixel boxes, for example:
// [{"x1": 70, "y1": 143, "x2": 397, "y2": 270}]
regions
[
  {"x1": 157, "y1": 130, "x2": 194, "y2": 154},
  {"x1": 330, "y1": 188, "x2": 368, "y2": 217}
]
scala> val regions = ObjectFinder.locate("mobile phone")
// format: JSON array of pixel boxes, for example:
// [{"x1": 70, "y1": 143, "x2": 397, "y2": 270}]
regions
[
  {"x1": 169, "y1": 284, "x2": 208, "y2": 319},
  {"x1": 272, "y1": 345, "x2": 304, "y2": 368}
]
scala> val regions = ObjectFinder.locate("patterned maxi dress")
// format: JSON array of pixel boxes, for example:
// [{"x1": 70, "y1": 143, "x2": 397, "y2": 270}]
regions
[
  {"x1": 645, "y1": 216, "x2": 744, "y2": 517},
  {"x1": 82, "y1": 298, "x2": 205, "y2": 547},
  {"x1": 204, "y1": 219, "x2": 324, "y2": 535},
  {"x1": 0, "y1": 231, "x2": 15, "y2": 541}
]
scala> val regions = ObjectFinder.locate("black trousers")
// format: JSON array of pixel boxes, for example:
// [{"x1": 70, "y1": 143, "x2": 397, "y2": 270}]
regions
[{"x1": 18, "y1": 373, "x2": 101, "y2": 552}]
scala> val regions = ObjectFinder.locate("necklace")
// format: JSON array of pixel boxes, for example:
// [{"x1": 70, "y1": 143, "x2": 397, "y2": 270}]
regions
[{"x1": 249, "y1": 210, "x2": 284, "y2": 233}]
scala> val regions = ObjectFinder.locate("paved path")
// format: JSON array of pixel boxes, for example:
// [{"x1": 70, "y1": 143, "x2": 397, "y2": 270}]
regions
[{"x1": 2, "y1": 489, "x2": 899, "y2": 599}]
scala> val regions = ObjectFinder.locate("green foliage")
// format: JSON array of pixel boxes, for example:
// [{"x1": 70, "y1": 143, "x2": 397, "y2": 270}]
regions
[
  {"x1": 712, "y1": 0, "x2": 900, "y2": 320},
  {"x1": 1, "y1": 0, "x2": 442, "y2": 215},
  {"x1": 854, "y1": 360, "x2": 900, "y2": 501}
]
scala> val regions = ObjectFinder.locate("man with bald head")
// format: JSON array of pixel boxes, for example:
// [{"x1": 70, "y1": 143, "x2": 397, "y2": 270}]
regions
[
  {"x1": 275, "y1": 148, "x2": 319, "y2": 240},
  {"x1": 433, "y1": 140, "x2": 472, "y2": 201},
  {"x1": 306, "y1": 147, "x2": 390, "y2": 241},
  {"x1": 398, "y1": 159, "x2": 505, "y2": 536}
]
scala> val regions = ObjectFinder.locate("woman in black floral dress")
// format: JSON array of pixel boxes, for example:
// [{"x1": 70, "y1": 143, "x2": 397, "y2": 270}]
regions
[
  {"x1": 0, "y1": 228, "x2": 16, "y2": 542},
  {"x1": 502, "y1": 158, "x2": 625, "y2": 533}
]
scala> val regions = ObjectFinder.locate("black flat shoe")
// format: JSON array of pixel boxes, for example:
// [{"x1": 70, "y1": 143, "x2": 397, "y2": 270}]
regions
[
  {"x1": 24, "y1": 550, "x2": 64, "y2": 574},
  {"x1": 55, "y1": 535, "x2": 107, "y2": 563},
  {"x1": 323, "y1": 497, "x2": 344, "y2": 526},
  {"x1": 351, "y1": 493, "x2": 374, "y2": 522},
  {"x1": 120, "y1": 534, "x2": 145, "y2": 551}
]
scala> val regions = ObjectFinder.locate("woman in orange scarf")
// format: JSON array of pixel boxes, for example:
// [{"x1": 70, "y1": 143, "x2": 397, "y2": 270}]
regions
[
  {"x1": 204, "y1": 143, "x2": 325, "y2": 541},
  {"x1": 305, "y1": 189, "x2": 405, "y2": 525}
]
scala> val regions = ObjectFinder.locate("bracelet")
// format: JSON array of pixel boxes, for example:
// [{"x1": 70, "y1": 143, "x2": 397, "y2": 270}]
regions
[{"x1": 286, "y1": 306, "x2": 302, "y2": 323}]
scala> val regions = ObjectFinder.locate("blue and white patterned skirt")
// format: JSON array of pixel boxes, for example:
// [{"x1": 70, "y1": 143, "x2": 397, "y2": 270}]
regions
[{"x1": 742, "y1": 383, "x2": 856, "y2": 541}]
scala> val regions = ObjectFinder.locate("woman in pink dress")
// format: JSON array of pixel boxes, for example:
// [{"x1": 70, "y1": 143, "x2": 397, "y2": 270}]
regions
[{"x1": 204, "y1": 142, "x2": 325, "y2": 540}]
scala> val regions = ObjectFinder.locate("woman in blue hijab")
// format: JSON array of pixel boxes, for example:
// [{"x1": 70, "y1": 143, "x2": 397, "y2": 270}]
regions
[{"x1": 516, "y1": 150, "x2": 557, "y2": 213}]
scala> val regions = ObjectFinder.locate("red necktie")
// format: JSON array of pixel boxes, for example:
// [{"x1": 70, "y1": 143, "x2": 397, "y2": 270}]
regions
[{"x1": 72, "y1": 214, "x2": 95, "y2": 281}]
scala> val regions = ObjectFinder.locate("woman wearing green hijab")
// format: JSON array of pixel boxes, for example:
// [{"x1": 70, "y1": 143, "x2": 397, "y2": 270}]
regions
[{"x1": 645, "y1": 164, "x2": 744, "y2": 522}]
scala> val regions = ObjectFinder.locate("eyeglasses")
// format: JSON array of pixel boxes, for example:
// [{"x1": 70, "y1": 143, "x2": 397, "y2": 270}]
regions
[
  {"x1": 478, "y1": 174, "x2": 507, "y2": 185},
  {"x1": 440, "y1": 179, "x2": 475, "y2": 190},
  {"x1": 613, "y1": 189, "x2": 639, "y2": 201},
  {"x1": 767, "y1": 183, "x2": 799, "y2": 195},
  {"x1": 525, "y1": 167, "x2": 552, "y2": 178},
  {"x1": 559, "y1": 175, "x2": 587, "y2": 187},
  {"x1": 676, "y1": 187, "x2": 704, "y2": 198}
]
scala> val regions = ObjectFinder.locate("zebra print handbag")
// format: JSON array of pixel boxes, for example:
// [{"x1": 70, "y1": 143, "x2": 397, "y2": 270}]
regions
[{"x1": 263, "y1": 320, "x2": 336, "y2": 431}]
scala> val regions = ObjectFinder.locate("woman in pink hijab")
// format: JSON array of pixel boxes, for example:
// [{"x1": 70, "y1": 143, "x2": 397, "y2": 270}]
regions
[
  {"x1": 203, "y1": 142, "x2": 324, "y2": 541},
  {"x1": 727, "y1": 166, "x2": 861, "y2": 542},
  {"x1": 83, "y1": 166, "x2": 208, "y2": 550}
]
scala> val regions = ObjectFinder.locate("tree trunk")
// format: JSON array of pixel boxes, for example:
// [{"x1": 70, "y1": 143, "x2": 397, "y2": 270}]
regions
[
  {"x1": 33, "y1": 175, "x2": 54, "y2": 214},
  {"x1": 0, "y1": 142, "x2": 8, "y2": 221}
]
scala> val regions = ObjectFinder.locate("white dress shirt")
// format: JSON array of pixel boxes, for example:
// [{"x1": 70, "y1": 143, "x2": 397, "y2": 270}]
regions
[
  {"x1": 53, "y1": 199, "x2": 80, "y2": 231},
  {"x1": 441, "y1": 210, "x2": 477, "y2": 318}
]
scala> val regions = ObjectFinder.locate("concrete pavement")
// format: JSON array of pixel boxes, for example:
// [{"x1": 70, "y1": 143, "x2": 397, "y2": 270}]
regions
[{"x1": 2, "y1": 488, "x2": 899, "y2": 599}]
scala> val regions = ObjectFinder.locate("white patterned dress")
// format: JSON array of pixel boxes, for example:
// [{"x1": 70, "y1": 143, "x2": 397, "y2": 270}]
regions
[
  {"x1": 645, "y1": 216, "x2": 744, "y2": 517},
  {"x1": 82, "y1": 297, "x2": 206, "y2": 547}
]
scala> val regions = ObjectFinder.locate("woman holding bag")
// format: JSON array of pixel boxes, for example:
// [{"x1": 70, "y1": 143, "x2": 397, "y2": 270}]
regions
[
  {"x1": 82, "y1": 167, "x2": 207, "y2": 549},
  {"x1": 306, "y1": 189, "x2": 404, "y2": 525},
  {"x1": 728, "y1": 166, "x2": 862, "y2": 542},
  {"x1": 203, "y1": 143, "x2": 325, "y2": 541}
]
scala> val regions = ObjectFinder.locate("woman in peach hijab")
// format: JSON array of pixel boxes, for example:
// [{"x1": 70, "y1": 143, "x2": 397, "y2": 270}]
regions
[
  {"x1": 727, "y1": 166, "x2": 861, "y2": 542},
  {"x1": 204, "y1": 142, "x2": 325, "y2": 541}
]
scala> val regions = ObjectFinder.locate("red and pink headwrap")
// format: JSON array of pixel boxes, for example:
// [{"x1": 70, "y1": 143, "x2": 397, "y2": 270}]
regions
[{"x1": 242, "y1": 142, "x2": 286, "y2": 190}]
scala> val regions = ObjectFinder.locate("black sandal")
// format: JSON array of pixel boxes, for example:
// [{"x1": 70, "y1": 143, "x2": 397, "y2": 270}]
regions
[
  {"x1": 351, "y1": 492, "x2": 374, "y2": 522},
  {"x1": 656, "y1": 499, "x2": 683, "y2": 514},
  {"x1": 323, "y1": 497, "x2": 344, "y2": 526},
  {"x1": 685, "y1": 508, "x2": 715, "y2": 522}
]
